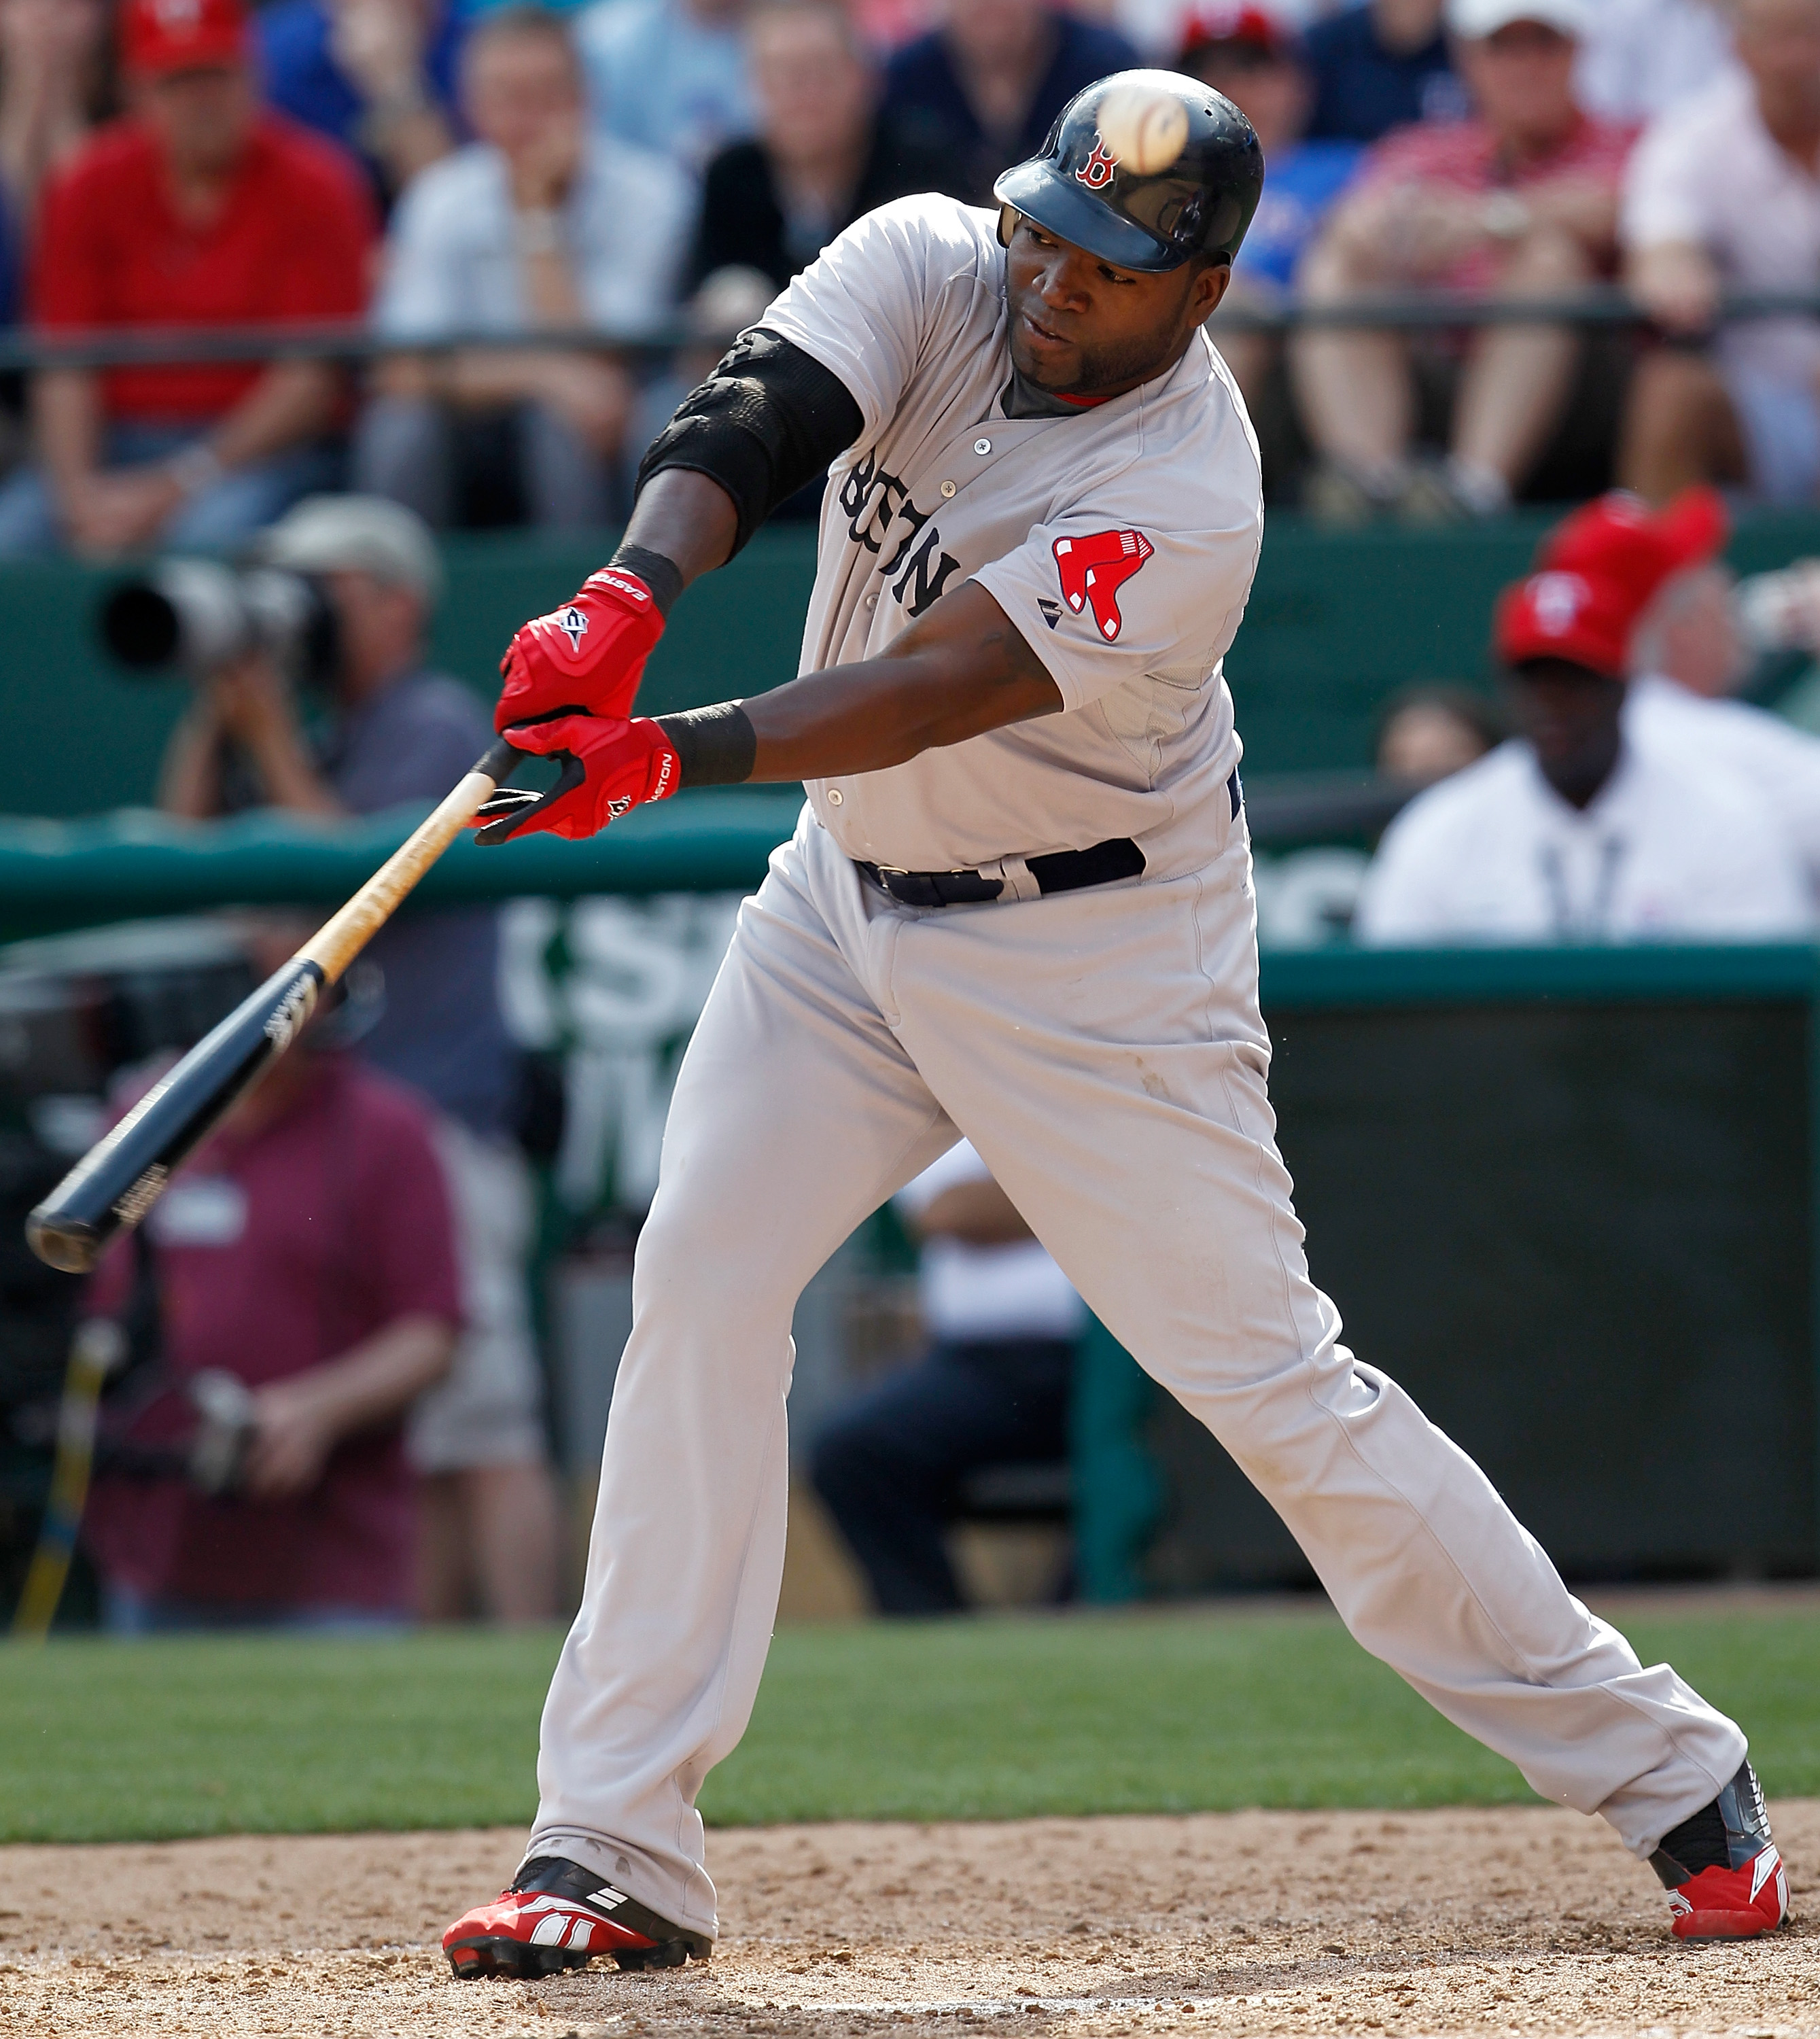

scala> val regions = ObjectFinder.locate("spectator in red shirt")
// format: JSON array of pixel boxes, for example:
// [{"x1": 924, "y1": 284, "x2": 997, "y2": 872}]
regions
[
  {"x1": 0, "y1": 0, "x2": 376, "y2": 559},
  {"x1": 81, "y1": 928, "x2": 462, "y2": 1631},
  {"x1": 1291, "y1": 0, "x2": 1634, "y2": 522}
]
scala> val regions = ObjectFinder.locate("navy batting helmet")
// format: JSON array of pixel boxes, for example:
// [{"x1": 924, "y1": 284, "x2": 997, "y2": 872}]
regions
[{"x1": 994, "y1": 70, "x2": 1264, "y2": 275}]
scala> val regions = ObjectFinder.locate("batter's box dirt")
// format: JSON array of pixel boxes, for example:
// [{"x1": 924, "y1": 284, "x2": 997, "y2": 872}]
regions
[{"x1": 3, "y1": 1805, "x2": 1817, "y2": 2037}]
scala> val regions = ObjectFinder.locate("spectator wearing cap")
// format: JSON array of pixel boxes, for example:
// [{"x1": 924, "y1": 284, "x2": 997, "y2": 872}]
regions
[
  {"x1": 1542, "y1": 486, "x2": 1820, "y2": 909},
  {"x1": 1178, "y1": 6, "x2": 1363, "y2": 416},
  {"x1": 1618, "y1": 0, "x2": 1820, "y2": 507},
  {"x1": 575, "y1": 0, "x2": 753, "y2": 182},
  {"x1": 256, "y1": 0, "x2": 466, "y2": 210},
  {"x1": 689, "y1": 0, "x2": 957, "y2": 294},
  {"x1": 1354, "y1": 553, "x2": 1813, "y2": 943},
  {"x1": 883, "y1": 0, "x2": 1142, "y2": 211},
  {"x1": 0, "y1": 0, "x2": 374, "y2": 561},
  {"x1": 358, "y1": 4, "x2": 690, "y2": 530},
  {"x1": 1301, "y1": 0, "x2": 1468, "y2": 145},
  {"x1": 82, "y1": 920, "x2": 461, "y2": 1633},
  {"x1": 1292, "y1": 0, "x2": 1635, "y2": 524},
  {"x1": 158, "y1": 494, "x2": 563, "y2": 1626},
  {"x1": 1574, "y1": 0, "x2": 1737, "y2": 125}
]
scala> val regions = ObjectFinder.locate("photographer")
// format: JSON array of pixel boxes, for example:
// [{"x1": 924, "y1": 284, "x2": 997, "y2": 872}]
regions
[
  {"x1": 154, "y1": 494, "x2": 563, "y2": 1626},
  {"x1": 81, "y1": 922, "x2": 461, "y2": 1633}
]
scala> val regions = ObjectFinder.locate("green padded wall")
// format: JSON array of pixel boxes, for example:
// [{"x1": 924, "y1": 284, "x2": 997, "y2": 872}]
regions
[
  {"x1": 10, "y1": 509, "x2": 1820, "y2": 817},
  {"x1": 1142, "y1": 977, "x2": 1818, "y2": 1590}
]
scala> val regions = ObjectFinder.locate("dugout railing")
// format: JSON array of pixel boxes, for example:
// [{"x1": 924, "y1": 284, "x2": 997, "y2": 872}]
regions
[{"x1": 9, "y1": 285, "x2": 1820, "y2": 372}]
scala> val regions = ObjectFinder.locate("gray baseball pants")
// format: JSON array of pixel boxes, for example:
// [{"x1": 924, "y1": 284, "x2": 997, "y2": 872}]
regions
[{"x1": 527, "y1": 804, "x2": 1745, "y2": 1939}]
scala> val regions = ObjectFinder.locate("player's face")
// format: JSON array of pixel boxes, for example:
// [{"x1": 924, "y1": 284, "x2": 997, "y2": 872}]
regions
[
  {"x1": 1004, "y1": 215, "x2": 1231, "y2": 398},
  {"x1": 1507, "y1": 657, "x2": 1626, "y2": 809}
]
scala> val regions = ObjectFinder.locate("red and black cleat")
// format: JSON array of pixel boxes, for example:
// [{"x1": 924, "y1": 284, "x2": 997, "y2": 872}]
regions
[
  {"x1": 1651, "y1": 1761, "x2": 1789, "y2": 1940},
  {"x1": 443, "y1": 1855, "x2": 713, "y2": 1979}
]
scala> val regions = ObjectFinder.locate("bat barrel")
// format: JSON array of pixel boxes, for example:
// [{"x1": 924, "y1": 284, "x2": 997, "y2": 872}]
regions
[
  {"x1": 24, "y1": 739, "x2": 521, "y2": 1278},
  {"x1": 25, "y1": 958, "x2": 326, "y2": 1274}
]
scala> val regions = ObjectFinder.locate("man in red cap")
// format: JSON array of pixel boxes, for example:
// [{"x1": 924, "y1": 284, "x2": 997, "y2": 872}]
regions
[
  {"x1": 0, "y1": 0, "x2": 376, "y2": 557},
  {"x1": 1354, "y1": 546, "x2": 1812, "y2": 941},
  {"x1": 1543, "y1": 487, "x2": 1820, "y2": 911}
]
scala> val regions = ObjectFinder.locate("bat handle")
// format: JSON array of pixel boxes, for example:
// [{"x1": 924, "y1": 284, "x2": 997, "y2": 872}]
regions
[
  {"x1": 294, "y1": 741, "x2": 528, "y2": 988},
  {"x1": 477, "y1": 736, "x2": 527, "y2": 785}
]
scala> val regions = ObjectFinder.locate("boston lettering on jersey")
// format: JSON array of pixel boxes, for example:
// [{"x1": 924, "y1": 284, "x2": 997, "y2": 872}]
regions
[{"x1": 839, "y1": 451, "x2": 962, "y2": 620}]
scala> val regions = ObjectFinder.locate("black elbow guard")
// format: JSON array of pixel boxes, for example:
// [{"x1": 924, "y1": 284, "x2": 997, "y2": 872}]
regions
[{"x1": 636, "y1": 330, "x2": 864, "y2": 555}]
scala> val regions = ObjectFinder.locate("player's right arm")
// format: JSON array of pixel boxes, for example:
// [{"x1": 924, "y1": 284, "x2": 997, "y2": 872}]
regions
[
  {"x1": 478, "y1": 568, "x2": 1064, "y2": 844},
  {"x1": 490, "y1": 199, "x2": 966, "y2": 737}
]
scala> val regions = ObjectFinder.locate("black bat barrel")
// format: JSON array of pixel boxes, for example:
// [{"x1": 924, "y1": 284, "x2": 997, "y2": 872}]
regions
[{"x1": 25, "y1": 958, "x2": 327, "y2": 1275}]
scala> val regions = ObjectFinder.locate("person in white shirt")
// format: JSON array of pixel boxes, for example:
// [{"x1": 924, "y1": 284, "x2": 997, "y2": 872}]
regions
[
  {"x1": 1356, "y1": 559, "x2": 1813, "y2": 943},
  {"x1": 1620, "y1": 0, "x2": 1820, "y2": 504},
  {"x1": 811, "y1": 1138, "x2": 1085, "y2": 1614},
  {"x1": 1535, "y1": 485, "x2": 1820, "y2": 909},
  {"x1": 1575, "y1": 0, "x2": 1736, "y2": 124},
  {"x1": 357, "y1": 5, "x2": 693, "y2": 527},
  {"x1": 576, "y1": 0, "x2": 753, "y2": 180}
]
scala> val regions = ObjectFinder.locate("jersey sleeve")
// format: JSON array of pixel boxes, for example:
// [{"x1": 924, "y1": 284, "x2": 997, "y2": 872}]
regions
[
  {"x1": 373, "y1": 162, "x2": 466, "y2": 337},
  {"x1": 758, "y1": 196, "x2": 995, "y2": 441},
  {"x1": 970, "y1": 459, "x2": 1263, "y2": 714},
  {"x1": 1351, "y1": 790, "x2": 1471, "y2": 945},
  {"x1": 355, "y1": 1087, "x2": 464, "y2": 1332},
  {"x1": 1619, "y1": 102, "x2": 1710, "y2": 252},
  {"x1": 270, "y1": 140, "x2": 377, "y2": 321},
  {"x1": 30, "y1": 160, "x2": 107, "y2": 330}
]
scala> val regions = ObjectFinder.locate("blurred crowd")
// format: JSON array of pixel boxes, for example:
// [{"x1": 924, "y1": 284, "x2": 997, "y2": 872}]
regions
[{"x1": 1, "y1": 0, "x2": 1819, "y2": 551}]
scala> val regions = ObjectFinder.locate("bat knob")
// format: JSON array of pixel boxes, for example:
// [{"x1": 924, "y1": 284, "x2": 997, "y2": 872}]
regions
[{"x1": 26, "y1": 1209, "x2": 100, "y2": 1276}]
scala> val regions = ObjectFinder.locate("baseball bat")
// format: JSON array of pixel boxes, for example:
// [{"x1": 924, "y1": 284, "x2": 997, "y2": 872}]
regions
[{"x1": 25, "y1": 737, "x2": 525, "y2": 1276}]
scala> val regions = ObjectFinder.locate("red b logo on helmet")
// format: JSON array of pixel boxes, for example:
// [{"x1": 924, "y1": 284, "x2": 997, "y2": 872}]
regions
[{"x1": 1076, "y1": 139, "x2": 1118, "y2": 188}]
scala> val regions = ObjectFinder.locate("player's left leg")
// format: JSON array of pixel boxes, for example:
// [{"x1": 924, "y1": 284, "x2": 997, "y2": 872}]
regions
[{"x1": 886, "y1": 820, "x2": 1781, "y2": 1939}]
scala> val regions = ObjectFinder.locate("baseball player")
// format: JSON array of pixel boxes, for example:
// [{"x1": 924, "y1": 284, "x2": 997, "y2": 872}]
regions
[{"x1": 444, "y1": 72, "x2": 1787, "y2": 1976}]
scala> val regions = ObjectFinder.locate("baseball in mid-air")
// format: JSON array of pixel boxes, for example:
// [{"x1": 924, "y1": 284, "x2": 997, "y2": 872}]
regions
[{"x1": 1094, "y1": 84, "x2": 1190, "y2": 175}]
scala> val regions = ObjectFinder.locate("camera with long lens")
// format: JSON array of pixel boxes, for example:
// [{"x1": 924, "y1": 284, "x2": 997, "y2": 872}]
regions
[{"x1": 99, "y1": 558, "x2": 340, "y2": 687}]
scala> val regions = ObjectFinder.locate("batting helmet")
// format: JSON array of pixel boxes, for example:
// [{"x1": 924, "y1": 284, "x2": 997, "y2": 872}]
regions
[{"x1": 994, "y1": 69, "x2": 1264, "y2": 275}]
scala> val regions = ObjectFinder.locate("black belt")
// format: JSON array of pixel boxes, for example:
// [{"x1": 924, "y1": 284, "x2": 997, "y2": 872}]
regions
[{"x1": 854, "y1": 770, "x2": 1241, "y2": 909}]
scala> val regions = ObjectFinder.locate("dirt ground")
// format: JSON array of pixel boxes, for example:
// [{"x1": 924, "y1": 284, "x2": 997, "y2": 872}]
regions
[{"x1": 3, "y1": 1801, "x2": 1817, "y2": 2039}]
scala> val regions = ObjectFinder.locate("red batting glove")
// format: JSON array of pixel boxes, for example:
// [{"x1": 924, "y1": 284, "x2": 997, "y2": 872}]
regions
[
  {"x1": 474, "y1": 715, "x2": 680, "y2": 844},
  {"x1": 494, "y1": 568, "x2": 665, "y2": 735}
]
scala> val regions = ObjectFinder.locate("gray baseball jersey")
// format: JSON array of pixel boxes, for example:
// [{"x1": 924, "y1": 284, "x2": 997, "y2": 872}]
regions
[{"x1": 759, "y1": 195, "x2": 1263, "y2": 882}]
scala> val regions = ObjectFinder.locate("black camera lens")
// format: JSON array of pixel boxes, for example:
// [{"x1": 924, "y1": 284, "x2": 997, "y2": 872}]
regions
[{"x1": 100, "y1": 583, "x2": 182, "y2": 672}]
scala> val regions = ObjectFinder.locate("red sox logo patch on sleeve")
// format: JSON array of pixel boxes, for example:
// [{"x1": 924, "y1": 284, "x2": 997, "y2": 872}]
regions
[{"x1": 1052, "y1": 529, "x2": 1153, "y2": 641}]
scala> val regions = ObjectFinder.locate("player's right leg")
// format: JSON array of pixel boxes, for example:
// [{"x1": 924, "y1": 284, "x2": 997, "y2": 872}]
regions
[
  {"x1": 444, "y1": 814, "x2": 957, "y2": 1978},
  {"x1": 882, "y1": 820, "x2": 1785, "y2": 1944}
]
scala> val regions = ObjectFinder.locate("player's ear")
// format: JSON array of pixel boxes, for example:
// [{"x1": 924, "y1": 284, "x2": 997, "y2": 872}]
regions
[{"x1": 1193, "y1": 256, "x2": 1232, "y2": 323}]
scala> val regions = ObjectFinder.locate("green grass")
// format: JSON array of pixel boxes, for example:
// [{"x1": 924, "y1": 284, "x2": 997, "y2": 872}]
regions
[{"x1": 2, "y1": 1603, "x2": 1817, "y2": 1845}]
